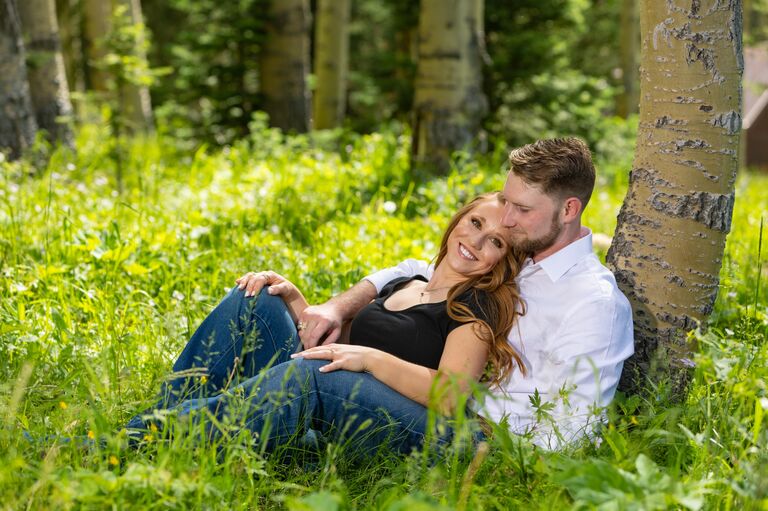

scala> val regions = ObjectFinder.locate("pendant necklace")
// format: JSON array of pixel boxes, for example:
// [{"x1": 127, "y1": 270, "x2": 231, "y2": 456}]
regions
[{"x1": 418, "y1": 284, "x2": 453, "y2": 303}]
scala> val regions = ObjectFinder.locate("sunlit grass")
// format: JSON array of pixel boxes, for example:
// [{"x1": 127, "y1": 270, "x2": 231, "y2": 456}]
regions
[{"x1": 0, "y1": 123, "x2": 766, "y2": 509}]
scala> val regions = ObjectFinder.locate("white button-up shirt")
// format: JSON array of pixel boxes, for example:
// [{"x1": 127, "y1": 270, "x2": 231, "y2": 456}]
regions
[{"x1": 365, "y1": 230, "x2": 634, "y2": 449}]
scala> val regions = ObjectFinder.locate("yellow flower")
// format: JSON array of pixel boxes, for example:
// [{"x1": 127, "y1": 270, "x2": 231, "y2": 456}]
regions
[
  {"x1": 108, "y1": 455, "x2": 119, "y2": 466},
  {"x1": 87, "y1": 430, "x2": 95, "y2": 440},
  {"x1": 630, "y1": 416, "x2": 639, "y2": 425},
  {"x1": 143, "y1": 434, "x2": 154, "y2": 442},
  {"x1": 200, "y1": 375, "x2": 208, "y2": 385},
  {"x1": 58, "y1": 401, "x2": 68, "y2": 410},
  {"x1": 149, "y1": 423, "x2": 158, "y2": 433}
]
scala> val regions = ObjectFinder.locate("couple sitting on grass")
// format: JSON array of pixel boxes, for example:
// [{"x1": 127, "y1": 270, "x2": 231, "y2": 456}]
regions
[{"x1": 125, "y1": 137, "x2": 634, "y2": 453}]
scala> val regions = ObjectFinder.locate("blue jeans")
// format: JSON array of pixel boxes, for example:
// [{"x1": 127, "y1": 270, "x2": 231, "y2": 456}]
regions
[{"x1": 126, "y1": 288, "x2": 437, "y2": 456}]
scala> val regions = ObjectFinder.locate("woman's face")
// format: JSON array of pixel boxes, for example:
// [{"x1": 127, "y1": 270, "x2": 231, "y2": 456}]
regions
[{"x1": 444, "y1": 200, "x2": 513, "y2": 277}]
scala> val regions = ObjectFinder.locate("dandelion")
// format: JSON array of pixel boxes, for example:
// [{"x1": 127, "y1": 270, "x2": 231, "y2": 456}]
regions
[
  {"x1": 87, "y1": 430, "x2": 95, "y2": 440},
  {"x1": 109, "y1": 455, "x2": 119, "y2": 466},
  {"x1": 59, "y1": 401, "x2": 68, "y2": 410}
]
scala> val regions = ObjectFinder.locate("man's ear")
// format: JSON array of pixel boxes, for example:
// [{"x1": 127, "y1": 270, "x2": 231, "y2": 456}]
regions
[{"x1": 562, "y1": 197, "x2": 582, "y2": 223}]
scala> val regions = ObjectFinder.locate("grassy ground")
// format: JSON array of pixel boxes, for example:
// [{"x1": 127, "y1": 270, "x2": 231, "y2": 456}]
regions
[{"x1": 0, "y1": 123, "x2": 766, "y2": 510}]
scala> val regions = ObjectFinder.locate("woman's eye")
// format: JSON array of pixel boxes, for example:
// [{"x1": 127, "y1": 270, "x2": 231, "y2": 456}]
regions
[
  {"x1": 491, "y1": 238, "x2": 503, "y2": 248},
  {"x1": 471, "y1": 218, "x2": 481, "y2": 228}
]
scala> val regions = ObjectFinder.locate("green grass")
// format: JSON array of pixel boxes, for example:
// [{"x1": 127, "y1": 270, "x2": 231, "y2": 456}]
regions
[{"x1": 0, "y1": 123, "x2": 766, "y2": 510}]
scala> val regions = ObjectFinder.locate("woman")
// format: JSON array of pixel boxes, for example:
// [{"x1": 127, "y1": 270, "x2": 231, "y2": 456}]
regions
[{"x1": 127, "y1": 192, "x2": 525, "y2": 453}]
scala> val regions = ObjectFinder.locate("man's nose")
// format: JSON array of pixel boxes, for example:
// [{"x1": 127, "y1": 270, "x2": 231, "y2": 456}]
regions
[{"x1": 502, "y1": 204, "x2": 516, "y2": 227}]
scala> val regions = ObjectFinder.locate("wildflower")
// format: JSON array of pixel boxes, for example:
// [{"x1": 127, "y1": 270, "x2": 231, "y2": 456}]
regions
[
  {"x1": 143, "y1": 434, "x2": 154, "y2": 442},
  {"x1": 87, "y1": 430, "x2": 96, "y2": 440},
  {"x1": 383, "y1": 201, "x2": 397, "y2": 214},
  {"x1": 109, "y1": 455, "x2": 119, "y2": 466},
  {"x1": 59, "y1": 401, "x2": 68, "y2": 410},
  {"x1": 200, "y1": 375, "x2": 208, "y2": 385},
  {"x1": 149, "y1": 423, "x2": 158, "y2": 433},
  {"x1": 630, "y1": 416, "x2": 639, "y2": 425}
]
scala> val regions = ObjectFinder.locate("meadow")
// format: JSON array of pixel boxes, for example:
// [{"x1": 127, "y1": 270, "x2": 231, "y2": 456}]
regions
[{"x1": 0, "y1": 122, "x2": 766, "y2": 510}]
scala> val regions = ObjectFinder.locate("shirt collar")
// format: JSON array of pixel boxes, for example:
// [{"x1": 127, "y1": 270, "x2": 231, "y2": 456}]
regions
[{"x1": 523, "y1": 228, "x2": 594, "y2": 282}]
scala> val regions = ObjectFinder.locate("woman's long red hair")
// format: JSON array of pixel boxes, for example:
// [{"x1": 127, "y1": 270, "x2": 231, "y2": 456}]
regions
[{"x1": 434, "y1": 192, "x2": 526, "y2": 386}]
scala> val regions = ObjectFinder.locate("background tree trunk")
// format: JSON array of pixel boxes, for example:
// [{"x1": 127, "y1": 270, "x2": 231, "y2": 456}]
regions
[
  {"x1": 82, "y1": 0, "x2": 110, "y2": 92},
  {"x1": 0, "y1": 0, "x2": 37, "y2": 159},
  {"x1": 259, "y1": 0, "x2": 310, "y2": 132},
  {"x1": 616, "y1": 0, "x2": 640, "y2": 117},
  {"x1": 17, "y1": 0, "x2": 74, "y2": 146},
  {"x1": 412, "y1": 0, "x2": 488, "y2": 172},
  {"x1": 312, "y1": 0, "x2": 350, "y2": 130},
  {"x1": 115, "y1": 0, "x2": 153, "y2": 132},
  {"x1": 607, "y1": 0, "x2": 743, "y2": 394}
]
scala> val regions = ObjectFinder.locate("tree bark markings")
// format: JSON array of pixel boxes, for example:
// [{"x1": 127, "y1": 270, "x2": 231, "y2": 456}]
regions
[
  {"x1": 0, "y1": 0, "x2": 37, "y2": 159},
  {"x1": 607, "y1": 0, "x2": 742, "y2": 393},
  {"x1": 17, "y1": 0, "x2": 74, "y2": 146}
]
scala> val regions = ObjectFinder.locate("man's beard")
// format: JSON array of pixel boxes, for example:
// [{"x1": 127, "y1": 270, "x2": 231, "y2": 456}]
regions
[{"x1": 513, "y1": 211, "x2": 562, "y2": 255}]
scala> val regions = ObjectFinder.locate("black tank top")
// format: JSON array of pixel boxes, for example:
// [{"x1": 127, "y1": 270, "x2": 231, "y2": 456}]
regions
[{"x1": 349, "y1": 276, "x2": 490, "y2": 369}]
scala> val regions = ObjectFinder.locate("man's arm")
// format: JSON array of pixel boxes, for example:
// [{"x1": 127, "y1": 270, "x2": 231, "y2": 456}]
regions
[
  {"x1": 298, "y1": 258, "x2": 432, "y2": 348},
  {"x1": 298, "y1": 280, "x2": 377, "y2": 347}
]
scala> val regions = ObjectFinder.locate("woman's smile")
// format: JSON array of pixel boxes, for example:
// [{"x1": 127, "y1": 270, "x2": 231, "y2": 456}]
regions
[{"x1": 458, "y1": 242, "x2": 478, "y2": 261}]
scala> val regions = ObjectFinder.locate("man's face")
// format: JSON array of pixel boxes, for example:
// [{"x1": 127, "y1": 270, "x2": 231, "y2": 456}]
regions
[{"x1": 501, "y1": 173, "x2": 564, "y2": 256}]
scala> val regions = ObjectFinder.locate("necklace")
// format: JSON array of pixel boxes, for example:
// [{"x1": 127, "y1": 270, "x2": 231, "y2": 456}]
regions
[{"x1": 418, "y1": 284, "x2": 453, "y2": 303}]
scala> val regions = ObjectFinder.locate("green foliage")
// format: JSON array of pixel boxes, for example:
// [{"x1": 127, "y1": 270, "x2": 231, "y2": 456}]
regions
[
  {"x1": 144, "y1": 0, "x2": 269, "y2": 145},
  {"x1": 0, "y1": 125, "x2": 766, "y2": 509}
]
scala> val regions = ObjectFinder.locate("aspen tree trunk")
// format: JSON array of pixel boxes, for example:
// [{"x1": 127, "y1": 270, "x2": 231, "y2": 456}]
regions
[
  {"x1": 82, "y1": 0, "x2": 110, "y2": 91},
  {"x1": 412, "y1": 0, "x2": 487, "y2": 172},
  {"x1": 0, "y1": 0, "x2": 37, "y2": 159},
  {"x1": 17, "y1": 0, "x2": 74, "y2": 146},
  {"x1": 82, "y1": 0, "x2": 152, "y2": 131},
  {"x1": 617, "y1": 0, "x2": 640, "y2": 117},
  {"x1": 259, "y1": 0, "x2": 310, "y2": 132},
  {"x1": 312, "y1": 0, "x2": 350, "y2": 129},
  {"x1": 607, "y1": 0, "x2": 743, "y2": 394},
  {"x1": 115, "y1": 0, "x2": 153, "y2": 131}
]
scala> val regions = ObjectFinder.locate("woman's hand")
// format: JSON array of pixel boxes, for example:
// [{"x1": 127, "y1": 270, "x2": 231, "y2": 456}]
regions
[
  {"x1": 235, "y1": 270, "x2": 309, "y2": 321},
  {"x1": 291, "y1": 344, "x2": 383, "y2": 373}
]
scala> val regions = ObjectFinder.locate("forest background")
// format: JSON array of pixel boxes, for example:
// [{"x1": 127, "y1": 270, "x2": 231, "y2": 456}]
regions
[{"x1": 1, "y1": 0, "x2": 768, "y2": 509}]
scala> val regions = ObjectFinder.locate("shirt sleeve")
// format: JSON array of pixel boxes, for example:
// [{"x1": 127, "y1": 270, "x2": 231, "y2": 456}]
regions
[
  {"x1": 364, "y1": 258, "x2": 433, "y2": 293},
  {"x1": 528, "y1": 295, "x2": 634, "y2": 449}
]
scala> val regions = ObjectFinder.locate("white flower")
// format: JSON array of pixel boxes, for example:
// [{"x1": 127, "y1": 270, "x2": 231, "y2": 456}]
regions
[
  {"x1": 383, "y1": 201, "x2": 397, "y2": 214},
  {"x1": 172, "y1": 290, "x2": 185, "y2": 301}
]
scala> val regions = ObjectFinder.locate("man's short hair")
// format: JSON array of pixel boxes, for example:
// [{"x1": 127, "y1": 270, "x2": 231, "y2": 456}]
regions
[{"x1": 507, "y1": 137, "x2": 596, "y2": 208}]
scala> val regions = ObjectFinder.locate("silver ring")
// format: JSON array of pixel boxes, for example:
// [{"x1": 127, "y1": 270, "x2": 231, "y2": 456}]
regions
[{"x1": 297, "y1": 321, "x2": 306, "y2": 331}]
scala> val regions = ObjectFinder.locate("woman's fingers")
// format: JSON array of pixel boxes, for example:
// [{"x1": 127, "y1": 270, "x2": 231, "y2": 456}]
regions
[{"x1": 235, "y1": 271, "x2": 284, "y2": 297}]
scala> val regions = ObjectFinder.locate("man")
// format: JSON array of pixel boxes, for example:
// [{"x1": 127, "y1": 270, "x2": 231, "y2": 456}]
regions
[
  {"x1": 134, "y1": 137, "x2": 633, "y2": 452},
  {"x1": 290, "y1": 137, "x2": 634, "y2": 448}
]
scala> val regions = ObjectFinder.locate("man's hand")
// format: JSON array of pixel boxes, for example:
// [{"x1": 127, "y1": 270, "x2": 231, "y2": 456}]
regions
[
  {"x1": 297, "y1": 302, "x2": 344, "y2": 348},
  {"x1": 296, "y1": 280, "x2": 379, "y2": 348}
]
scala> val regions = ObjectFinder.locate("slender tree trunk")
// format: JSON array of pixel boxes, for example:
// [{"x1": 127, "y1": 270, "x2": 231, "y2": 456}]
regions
[
  {"x1": 115, "y1": 0, "x2": 153, "y2": 132},
  {"x1": 259, "y1": 0, "x2": 310, "y2": 132},
  {"x1": 17, "y1": 0, "x2": 74, "y2": 146},
  {"x1": 412, "y1": 0, "x2": 488, "y2": 172},
  {"x1": 81, "y1": 0, "x2": 152, "y2": 131},
  {"x1": 607, "y1": 0, "x2": 743, "y2": 394},
  {"x1": 81, "y1": 0, "x2": 110, "y2": 92},
  {"x1": 0, "y1": 0, "x2": 37, "y2": 159},
  {"x1": 312, "y1": 0, "x2": 350, "y2": 129},
  {"x1": 617, "y1": 0, "x2": 640, "y2": 117}
]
